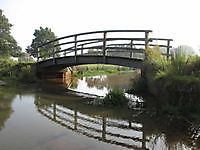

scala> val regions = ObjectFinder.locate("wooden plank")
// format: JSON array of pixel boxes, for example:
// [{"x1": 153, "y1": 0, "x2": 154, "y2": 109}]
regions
[
  {"x1": 150, "y1": 38, "x2": 173, "y2": 41},
  {"x1": 37, "y1": 30, "x2": 152, "y2": 48}
]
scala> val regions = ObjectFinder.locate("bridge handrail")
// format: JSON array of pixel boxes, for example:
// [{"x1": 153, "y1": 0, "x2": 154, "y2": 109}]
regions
[
  {"x1": 37, "y1": 38, "x2": 147, "y2": 59},
  {"x1": 37, "y1": 30, "x2": 152, "y2": 48},
  {"x1": 35, "y1": 29, "x2": 172, "y2": 62}
]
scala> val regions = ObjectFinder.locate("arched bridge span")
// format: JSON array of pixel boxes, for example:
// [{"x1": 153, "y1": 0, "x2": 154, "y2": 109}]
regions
[{"x1": 34, "y1": 30, "x2": 172, "y2": 72}]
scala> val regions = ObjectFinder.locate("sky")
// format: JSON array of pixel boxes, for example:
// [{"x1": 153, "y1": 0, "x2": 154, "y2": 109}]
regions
[{"x1": 1, "y1": 0, "x2": 200, "y2": 54}]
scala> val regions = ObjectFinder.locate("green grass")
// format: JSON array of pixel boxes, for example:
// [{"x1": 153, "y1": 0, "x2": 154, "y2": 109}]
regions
[{"x1": 73, "y1": 64, "x2": 131, "y2": 78}]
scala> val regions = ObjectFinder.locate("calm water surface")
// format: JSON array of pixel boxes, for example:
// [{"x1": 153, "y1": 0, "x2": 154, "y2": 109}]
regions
[{"x1": 0, "y1": 72, "x2": 199, "y2": 150}]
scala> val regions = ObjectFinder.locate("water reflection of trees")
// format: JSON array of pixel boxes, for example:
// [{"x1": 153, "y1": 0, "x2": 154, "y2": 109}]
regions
[
  {"x1": 0, "y1": 88, "x2": 15, "y2": 131},
  {"x1": 63, "y1": 72, "x2": 138, "y2": 91},
  {"x1": 134, "y1": 113, "x2": 200, "y2": 150},
  {"x1": 34, "y1": 93, "x2": 200, "y2": 150},
  {"x1": 85, "y1": 73, "x2": 136, "y2": 90}
]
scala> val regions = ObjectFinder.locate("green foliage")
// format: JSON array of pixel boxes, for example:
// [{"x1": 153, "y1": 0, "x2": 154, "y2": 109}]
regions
[
  {"x1": 18, "y1": 52, "x2": 35, "y2": 63},
  {"x1": 184, "y1": 56, "x2": 200, "y2": 77},
  {"x1": 127, "y1": 77, "x2": 147, "y2": 94},
  {"x1": 74, "y1": 64, "x2": 130, "y2": 78},
  {"x1": 0, "y1": 57, "x2": 37, "y2": 83},
  {"x1": 0, "y1": 9, "x2": 21, "y2": 57},
  {"x1": 0, "y1": 57, "x2": 17, "y2": 78},
  {"x1": 146, "y1": 46, "x2": 162, "y2": 64},
  {"x1": 144, "y1": 45, "x2": 200, "y2": 79},
  {"x1": 155, "y1": 53, "x2": 200, "y2": 80},
  {"x1": 27, "y1": 27, "x2": 60, "y2": 59},
  {"x1": 145, "y1": 46, "x2": 171, "y2": 76},
  {"x1": 129, "y1": 45, "x2": 200, "y2": 115},
  {"x1": 103, "y1": 88, "x2": 128, "y2": 107}
]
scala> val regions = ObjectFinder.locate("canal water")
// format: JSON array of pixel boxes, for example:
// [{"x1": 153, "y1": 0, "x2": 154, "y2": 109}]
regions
[{"x1": 0, "y1": 72, "x2": 199, "y2": 150}]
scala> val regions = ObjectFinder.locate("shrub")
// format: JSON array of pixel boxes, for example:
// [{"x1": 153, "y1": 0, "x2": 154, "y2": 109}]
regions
[
  {"x1": 0, "y1": 57, "x2": 37, "y2": 83},
  {"x1": 103, "y1": 88, "x2": 128, "y2": 107},
  {"x1": 129, "y1": 46, "x2": 200, "y2": 114},
  {"x1": 127, "y1": 77, "x2": 147, "y2": 94}
]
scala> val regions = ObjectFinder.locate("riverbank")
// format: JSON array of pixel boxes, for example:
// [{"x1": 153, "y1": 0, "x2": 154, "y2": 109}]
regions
[
  {"x1": 0, "y1": 57, "x2": 37, "y2": 84},
  {"x1": 128, "y1": 46, "x2": 200, "y2": 116},
  {"x1": 72, "y1": 64, "x2": 132, "y2": 78}
]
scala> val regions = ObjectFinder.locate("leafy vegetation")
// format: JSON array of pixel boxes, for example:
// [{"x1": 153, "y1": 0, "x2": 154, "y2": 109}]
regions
[
  {"x1": 0, "y1": 9, "x2": 21, "y2": 57},
  {"x1": 26, "y1": 27, "x2": 60, "y2": 59},
  {"x1": 0, "y1": 57, "x2": 37, "y2": 83},
  {"x1": 127, "y1": 77, "x2": 147, "y2": 94},
  {"x1": 73, "y1": 64, "x2": 130, "y2": 78},
  {"x1": 102, "y1": 88, "x2": 129, "y2": 107},
  {"x1": 128, "y1": 45, "x2": 200, "y2": 115}
]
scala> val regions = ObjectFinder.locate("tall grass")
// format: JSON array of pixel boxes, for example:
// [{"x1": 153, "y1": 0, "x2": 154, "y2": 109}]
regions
[
  {"x1": 155, "y1": 49, "x2": 200, "y2": 79},
  {"x1": 128, "y1": 46, "x2": 200, "y2": 114}
]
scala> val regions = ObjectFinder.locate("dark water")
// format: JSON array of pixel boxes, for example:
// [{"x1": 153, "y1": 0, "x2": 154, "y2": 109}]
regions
[{"x1": 0, "y1": 72, "x2": 199, "y2": 150}]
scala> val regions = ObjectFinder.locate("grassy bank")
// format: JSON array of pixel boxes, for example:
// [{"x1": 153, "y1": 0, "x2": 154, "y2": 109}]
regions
[
  {"x1": 128, "y1": 46, "x2": 200, "y2": 115},
  {"x1": 73, "y1": 64, "x2": 131, "y2": 78},
  {"x1": 0, "y1": 57, "x2": 37, "y2": 83}
]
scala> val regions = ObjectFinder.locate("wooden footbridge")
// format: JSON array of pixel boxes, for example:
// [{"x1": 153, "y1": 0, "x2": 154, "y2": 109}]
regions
[{"x1": 34, "y1": 30, "x2": 172, "y2": 76}]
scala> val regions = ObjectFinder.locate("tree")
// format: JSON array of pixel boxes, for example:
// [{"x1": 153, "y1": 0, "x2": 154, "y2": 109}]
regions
[
  {"x1": 174, "y1": 45, "x2": 195, "y2": 56},
  {"x1": 27, "y1": 27, "x2": 60, "y2": 60},
  {"x1": 0, "y1": 9, "x2": 21, "y2": 57},
  {"x1": 18, "y1": 52, "x2": 34, "y2": 63}
]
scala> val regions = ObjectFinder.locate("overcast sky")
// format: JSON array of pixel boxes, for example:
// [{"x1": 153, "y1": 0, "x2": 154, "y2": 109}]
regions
[{"x1": 1, "y1": 0, "x2": 200, "y2": 54}]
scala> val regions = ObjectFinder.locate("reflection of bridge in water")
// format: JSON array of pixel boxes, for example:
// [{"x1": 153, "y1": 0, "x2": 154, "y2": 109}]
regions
[{"x1": 36, "y1": 102, "x2": 149, "y2": 150}]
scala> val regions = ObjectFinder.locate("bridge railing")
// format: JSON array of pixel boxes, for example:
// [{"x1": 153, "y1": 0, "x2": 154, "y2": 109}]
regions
[{"x1": 35, "y1": 30, "x2": 172, "y2": 63}]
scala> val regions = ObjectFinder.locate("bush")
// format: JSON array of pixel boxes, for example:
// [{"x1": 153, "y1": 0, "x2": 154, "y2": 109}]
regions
[
  {"x1": 0, "y1": 58, "x2": 37, "y2": 83},
  {"x1": 103, "y1": 88, "x2": 128, "y2": 107},
  {"x1": 127, "y1": 77, "x2": 148, "y2": 94},
  {"x1": 128, "y1": 46, "x2": 200, "y2": 115}
]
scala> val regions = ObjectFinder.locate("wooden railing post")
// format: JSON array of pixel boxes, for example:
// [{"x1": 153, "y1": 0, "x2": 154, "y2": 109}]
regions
[
  {"x1": 53, "y1": 103, "x2": 56, "y2": 121},
  {"x1": 81, "y1": 45, "x2": 83, "y2": 55},
  {"x1": 102, "y1": 116, "x2": 106, "y2": 141},
  {"x1": 167, "y1": 39, "x2": 171, "y2": 60},
  {"x1": 145, "y1": 31, "x2": 150, "y2": 49},
  {"x1": 102, "y1": 32, "x2": 107, "y2": 63},
  {"x1": 130, "y1": 40, "x2": 133, "y2": 58},
  {"x1": 53, "y1": 48, "x2": 55, "y2": 64},
  {"x1": 74, "y1": 110, "x2": 77, "y2": 130},
  {"x1": 74, "y1": 35, "x2": 77, "y2": 62},
  {"x1": 142, "y1": 128, "x2": 146, "y2": 149},
  {"x1": 145, "y1": 31, "x2": 150, "y2": 60}
]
